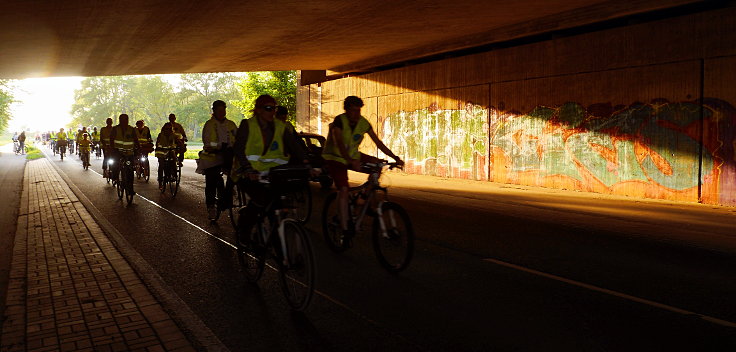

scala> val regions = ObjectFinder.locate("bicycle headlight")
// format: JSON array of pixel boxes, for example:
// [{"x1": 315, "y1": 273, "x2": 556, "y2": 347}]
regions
[
  {"x1": 108, "y1": 159, "x2": 114, "y2": 165},
  {"x1": 140, "y1": 157, "x2": 146, "y2": 162}
]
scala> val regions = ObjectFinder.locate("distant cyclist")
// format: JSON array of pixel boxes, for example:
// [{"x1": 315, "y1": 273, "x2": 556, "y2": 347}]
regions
[
  {"x1": 323, "y1": 96, "x2": 403, "y2": 240},
  {"x1": 155, "y1": 123, "x2": 177, "y2": 189},
  {"x1": 168, "y1": 114, "x2": 188, "y2": 165},
  {"x1": 100, "y1": 118, "x2": 114, "y2": 177}
]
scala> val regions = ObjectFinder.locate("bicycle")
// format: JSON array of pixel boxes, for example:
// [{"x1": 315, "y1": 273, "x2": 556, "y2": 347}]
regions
[
  {"x1": 236, "y1": 166, "x2": 316, "y2": 311},
  {"x1": 135, "y1": 153, "x2": 151, "y2": 182},
  {"x1": 80, "y1": 149, "x2": 90, "y2": 170},
  {"x1": 68, "y1": 139, "x2": 75, "y2": 155},
  {"x1": 158, "y1": 148, "x2": 181, "y2": 196},
  {"x1": 321, "y1": 161, "x2": 414, "y2": 273},
  {"x1": 114, "y1": 150, "x2": 135, "y2": 205},
  {"x1": 13, "y1": 141, "x2": 20, "y2": 155},
  {"x1": 93, "y1": 142, "x2": 102, "y2": 159},
  {"x1": 57, "y1": 140, "x2": 67, "y2": 161}
]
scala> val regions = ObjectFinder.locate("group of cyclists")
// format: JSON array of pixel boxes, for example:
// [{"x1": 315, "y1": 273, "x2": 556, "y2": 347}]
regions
[{"x1": 10, "y1": 131, "x2": 27, "y2": 154}]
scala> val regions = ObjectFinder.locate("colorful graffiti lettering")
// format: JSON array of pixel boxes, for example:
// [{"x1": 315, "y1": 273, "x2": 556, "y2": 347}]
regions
[{"x1": 380, "y1": 99, "x2": 736, "y2": 205}]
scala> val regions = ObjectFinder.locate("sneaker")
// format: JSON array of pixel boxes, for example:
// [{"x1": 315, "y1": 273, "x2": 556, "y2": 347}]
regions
[{"x1": 207, "y1": 206, "x2": 218, "y2": 221}]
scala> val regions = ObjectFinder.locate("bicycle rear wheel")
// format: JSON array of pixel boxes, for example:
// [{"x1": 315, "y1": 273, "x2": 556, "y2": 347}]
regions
[
  {"x1": 238, "y1": 224, "x2": 265, "y2": 282},
  {"x1": 143, "y1": 158, "x2": 150, "y2": 182},
  {"x1": 277, "y1": 219, "x2": 315, "y2": 311},
  {"x1": 321, "y1": 192, "x2": 350, "y2": 253},
  {"x1": 371, "y1": 201, "x2": 414, "y2": 273},
  {"x1": 171, "y1": 164, "x2": 181, "y2": 196},
  {"x1": 116, "y1": 172, "x2": 124, "y2": 200}
]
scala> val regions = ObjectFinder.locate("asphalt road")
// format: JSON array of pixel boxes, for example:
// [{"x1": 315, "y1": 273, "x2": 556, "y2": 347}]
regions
[
  {"x1": 0, "y1": 145, "x2": 26, "y2": 333},
  {"x1": 35, "y1": 145, "x2": 736, "y2": 351}
]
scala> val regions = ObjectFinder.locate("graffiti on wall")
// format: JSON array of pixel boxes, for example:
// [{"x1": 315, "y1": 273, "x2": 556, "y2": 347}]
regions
[
  {"x1": 380, "y1": 102, "x2": 488, "y2": 180},
  {"x1": 380, "y1": 99, "x2": 736, "y2": 205}
]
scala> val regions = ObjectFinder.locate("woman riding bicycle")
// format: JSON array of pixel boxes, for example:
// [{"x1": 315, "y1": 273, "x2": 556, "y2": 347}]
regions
[
  {"x1": 232, "y1": 95, "x2": 311, "y2": 237},
  {"x1": 323, "y1": 96, "x2": 403, "y2": 241}
]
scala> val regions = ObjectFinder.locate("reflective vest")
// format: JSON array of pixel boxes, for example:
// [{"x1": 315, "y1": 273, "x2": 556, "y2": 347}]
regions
[
  {"x1": 155, "y1": 133, "x2": 177, "y2": 158},
  {"x1": 91, "y1": 131, "x2": 100, "y2": 142},
  {"x1": 50, "y1": 132, "x2": 57, "y2": 140},
  {"x1": 244, "y1": 117, "x2": 288, "y2": 172},
  {"x1": 199, "y1": 117, "x2": 237, "y2": 163},
  {"x1": 135, "y1": 126, "x2": 152, "y2": 143},
  {"x1": 78, "y1": 140, "x2": 91, "y2": 152},
  {"x1": 112, "y1": 125, "x2": 137, "y2": 155},
  {"x1": 100, "y1": 126, "x2": 112, "y2": 148},
  {"x1": 76, "y1": 131, "x2": 86, "y2": 143},
  {"x1": 323, "y1": 114, "x2": 371, "y2": 165},
  {"x1": 171, "y1": 122, "x2": 186, "y2": 140}
]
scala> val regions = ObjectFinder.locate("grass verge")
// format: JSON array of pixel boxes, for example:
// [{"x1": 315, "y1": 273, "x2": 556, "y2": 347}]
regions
[{"x1": 25, "y1": 143, "x2": 44, "y2": 160}]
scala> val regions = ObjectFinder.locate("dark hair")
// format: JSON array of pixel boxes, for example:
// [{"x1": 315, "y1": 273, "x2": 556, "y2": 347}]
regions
[
  {"x1": 119, "y1": 114, "x2": 129, "y2": 121},
  {"x1": 276, "y1": 106, "x2": 288, "y2": 116},
  {"x1": 344, "y1": 96, "x2": 364, "y2": 110},
  {"x1": 212, "y1": 100, "x2": 226, "y2": 110},
  {"x1": 254, "y1": 94, "x2": 276, "y2": 108},
  {"x1": 169, "y1": 113, "x2": 176, "y2": 118}
]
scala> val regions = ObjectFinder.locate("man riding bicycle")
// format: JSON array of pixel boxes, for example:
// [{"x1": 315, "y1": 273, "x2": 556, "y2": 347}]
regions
[
  {"x1": 323, "y1": 96, "x2": 403, "y2": 241},
  {"x1": 197, "y1": 100, "x2": 238, "y2": 220},
  {"x1": 168, "y1": 113, "x2": 188, "y2": 165},
  {"x1": 155, "y1": 122, "x2": 178, "y2": 190},
  {"x1": 109, "y1": 114, "x2": 140, "y2": 183},
  {"x1": 232, "y1": 95, "x2": 311, "y2": 238},
  {"x1": 90, "y1": 126, "x2": 101, "y2": 155},
  {"x1": 100, "y1": 118, "x2": 114, "y2": 177}
]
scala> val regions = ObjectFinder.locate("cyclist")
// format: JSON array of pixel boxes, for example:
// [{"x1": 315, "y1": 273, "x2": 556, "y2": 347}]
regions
[
  {"x1": 100, "y1": 118, "x2": 114, "y2": 177},
  {"x1": 109, "y1": 114, "x2": 140, "y2": 183},
  {"x1": 168, "y1": 113, "x2": 188, "y2": 165},
  {"x1": 134, "y1": 120, "x2": 154, "y2": 174},
  {"x1": 56, "y1": 128, "x2": 68, "y2": 156},
  {"x1": 90, "y1": 127, "x2": 100, "y2": 156},
  {"x1": 67, "y1": 128, "x2": 76, "y2": 155},
  {"x1": 155, "y1": 123, "x2": 177, "y2": 190},
  {"x1": 323, "y1": 95, "x2": 403, "y2": 241},
  {"x1": 197, "y1": 100, "x2": 238, "y2": 220},
  {"x1": 17, "y1": 131, "x2": 26, "y2": 154},
  {"x1": 75, "y1": 127, "x2": 88, "y2": 154},
  {"x1": 49, "y1": 129, "x2": 58, "y2": 153},
  {"x1": 232, "y1": 94, "x2": 310, "y2": 236},
  {"x1": 78, "y1": 133, "x2": 92, "y2": 166}
]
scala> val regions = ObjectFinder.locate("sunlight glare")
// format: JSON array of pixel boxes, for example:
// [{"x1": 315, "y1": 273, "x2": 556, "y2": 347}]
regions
[{"x1": 8, "y1": 77, "x2": 83, "y2": 132}]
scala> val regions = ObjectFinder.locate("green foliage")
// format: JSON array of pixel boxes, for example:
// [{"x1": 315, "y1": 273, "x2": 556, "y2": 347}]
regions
[
  {"x1": 70, "y1": 76, "x2": 175, "y2": 131},
  {"x1": 25, "y1": 142, "x2": 43, "y2": 160},
  {"x1": 0, "y1": 80, "x2": 15, "y2": 133},
  {"x1": 232, "y1": 71, "x2": 297, "y2": 123},
  {"x1": 170, "y1": 73, "x2": 242, "y2": 141}
]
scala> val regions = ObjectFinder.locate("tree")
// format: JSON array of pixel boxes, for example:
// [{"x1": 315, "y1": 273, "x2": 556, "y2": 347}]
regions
[
  {"x1": 232, "y1": 71, "x2": 297, "y2": 123},
  {"x1": 0, "y1": 80, "x2": 16, "y2": 132},
  {"x1": 171, "y1": 73, "x2": 242, "y2": 140}
]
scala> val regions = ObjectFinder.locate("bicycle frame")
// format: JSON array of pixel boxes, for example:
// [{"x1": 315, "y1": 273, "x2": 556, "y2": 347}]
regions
[{"x1": 347, "y1": 163, "x2": 390, "y2": 232}]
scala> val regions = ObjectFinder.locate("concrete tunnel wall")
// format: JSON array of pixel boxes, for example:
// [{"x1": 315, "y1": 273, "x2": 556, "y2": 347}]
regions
[{"x1": 296, "y1": 5, "x2": 736, "y2": 207}]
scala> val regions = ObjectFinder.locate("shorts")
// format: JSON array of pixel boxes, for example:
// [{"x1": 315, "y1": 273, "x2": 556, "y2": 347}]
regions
[{"x1": 325, "y1": 153, "x2": 382, "y2": 188}]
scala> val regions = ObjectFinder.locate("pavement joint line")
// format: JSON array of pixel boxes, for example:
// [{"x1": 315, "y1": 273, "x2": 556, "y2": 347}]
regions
[
  {"x1": 38, "y1": 149, "x2": 229, "y2": 351},
  {"x1": 482, "y1": 257, "x2": 736, "y2": 329}
]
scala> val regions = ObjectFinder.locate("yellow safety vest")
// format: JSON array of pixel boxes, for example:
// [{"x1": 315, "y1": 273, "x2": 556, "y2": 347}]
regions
[
  {"x1": 244, "y1": 117, "x2": 288, "y2": 172},
  {"x1": 135, "y1": 126, "x2": 151, "y2": 142},
  {"x1": 155, "y1": 133, "x2": 177, "y2": 158},
  {"x1": 91, "y1": 131, "x2": 100, "y2": 142},
  {"x1": 100, "y1": 126, "x2": 113, "y2": 148},
  {"x1": 78, "y1": 140, "x2": 91, "y2": 152},
  {"x1": 323, "y1": 114, "x2": 371, "y2": 164},
  {"x1": 112, "y1": 125, "x2": 137, "y2": 156},
  {"x1": 199, "y1": 117, "x2": 237, "y2": 162}
]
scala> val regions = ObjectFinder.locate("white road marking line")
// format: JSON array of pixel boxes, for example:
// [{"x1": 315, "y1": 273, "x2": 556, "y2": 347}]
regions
[
  {"x1": 88, "y1": 168, "x2": 237, "y2": 249},
  {"x1": 483, "y1": 257, "x2": 736, "y2": 329}
]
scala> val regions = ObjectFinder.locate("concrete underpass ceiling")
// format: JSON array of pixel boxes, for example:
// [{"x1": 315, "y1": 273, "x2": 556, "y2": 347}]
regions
[{"x1": 0, "y1": 0, "x2": 701, "y2": 79}]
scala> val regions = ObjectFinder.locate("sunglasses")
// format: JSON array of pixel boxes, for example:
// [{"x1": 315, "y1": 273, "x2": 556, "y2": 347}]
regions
[{"x1": 262, "y1": 105, "x2": 276, "y2": 112}]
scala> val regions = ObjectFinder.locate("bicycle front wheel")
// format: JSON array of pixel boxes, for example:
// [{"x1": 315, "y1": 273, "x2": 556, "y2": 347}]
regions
[
  {"x1": 125, "y1": 167, "x2": 135, "y2": 204},
  {"x1": 321, "y1": 192, "x2": 350, "y2": 253},
  {"x1": 278, "y1": 219, "x2": 315, "y2": 311},
  {"x1": 289, "y1": 183, "x2": 312, "y2": 224},
  {"x1": 116, "y1": 173, "x2": 124, "y2": 200},
  {"x1": 372, "y1": 201, "x2": 414, "y2": 273},
  {"x1": 238, "y1": 224, "x2": 265, "y2": 282},
  {"x1": 228, "y1": 181, "x2": 246, "y2": 231}
]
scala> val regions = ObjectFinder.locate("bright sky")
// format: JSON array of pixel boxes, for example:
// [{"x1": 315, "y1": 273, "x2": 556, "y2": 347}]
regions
[
  {"x1": 8, "y1": 77, "x2": 83, "y2": 133},
  {"x1": 7, "y1": 74, "x2": 183, "y2": 133}
]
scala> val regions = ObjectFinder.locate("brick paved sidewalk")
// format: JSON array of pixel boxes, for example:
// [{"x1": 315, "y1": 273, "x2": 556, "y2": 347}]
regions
[{"x1": 1, "y1": 159, "x2": 196, "y2": 352}]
